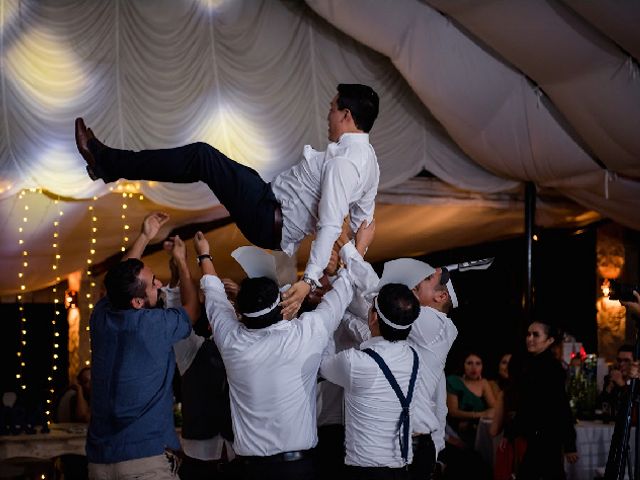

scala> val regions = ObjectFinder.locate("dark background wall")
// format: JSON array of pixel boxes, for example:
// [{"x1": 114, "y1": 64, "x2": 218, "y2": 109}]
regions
[{"x1": 0, "y1": 303, "x2": 69, "y2": 409}]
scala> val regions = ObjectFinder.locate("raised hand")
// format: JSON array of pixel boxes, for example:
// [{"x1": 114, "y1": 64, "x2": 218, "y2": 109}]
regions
[
  {"x1": 222, "y1": 278, "x2": 240, "y2": 302},
  {"x1": 194, "y1": 231, "x2": 210, "y2": 256},
  {"x1": 355, "y1": 219, "x2": 375, "y2": 256},
  {"x1": 142, "y1": 212, "x2": 170, "y2": 239},
  {"x1": 280, "y1": 280, "x2": 311, "y2": 318},
  {"x1": 171, "y1": 235, "x2": 187, "y2": 265}
]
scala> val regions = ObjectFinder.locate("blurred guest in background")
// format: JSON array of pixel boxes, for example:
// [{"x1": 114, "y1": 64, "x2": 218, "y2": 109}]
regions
[
  {"x1": 599, "y1": 344, "x2": 635, "y2": 419},
  {"x1": 56, "y1": 367, "x2": 92, "y2": 480},
  {"x1": 57, "y1": 367, "x2": 91, "y2": 424},
  {"x1": 446, "y1": 352, "x2": 496, "y2": 447},
  {"x1": 489, "y1": 353, "x2": 511, "y2": 398}
]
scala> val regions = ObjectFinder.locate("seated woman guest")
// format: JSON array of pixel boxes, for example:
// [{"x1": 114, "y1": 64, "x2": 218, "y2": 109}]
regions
[
  {"x1": 446, "y1": 352, "x2": 496, "y2": 447},
  {"x1": 489, "y1": 353, "x2": 512, "y2": 398}
]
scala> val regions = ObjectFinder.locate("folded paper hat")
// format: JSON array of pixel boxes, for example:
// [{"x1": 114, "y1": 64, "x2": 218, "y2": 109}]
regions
[
  {"x1": 231, "y1": 246, "x2": 290, "y2": 293},
  {"x1": 364, "y1": 258, "x2": 458, "y2": 308},
  {"x1": 231, "y1": 246, "x2": 278, "y2": 282}
]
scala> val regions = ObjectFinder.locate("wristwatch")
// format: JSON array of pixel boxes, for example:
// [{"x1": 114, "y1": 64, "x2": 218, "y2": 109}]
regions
[
  {"x1": 197, "y1": 253, "x2": 213, "y2": 265},
  {"x1": 301, "y1": 275, "x2": 317, "y2": 293}
]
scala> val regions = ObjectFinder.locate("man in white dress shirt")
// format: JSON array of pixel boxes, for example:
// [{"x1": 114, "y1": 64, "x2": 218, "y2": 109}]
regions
[
  {"x1": 75, "y1": 84, "x2": 379, "y2": 317},
  {"x1": 160, "y1": 243, "x2": 234, "y2": 480},
  {"x1": 320, "y1": 280, "x2": 421, "y2": 480},
  {"x1": 338, "y1": 246, "x2": 458, "y2": 479},
  {"x1": 192, "y1": 231, "x2": 356, "y2": 480}
]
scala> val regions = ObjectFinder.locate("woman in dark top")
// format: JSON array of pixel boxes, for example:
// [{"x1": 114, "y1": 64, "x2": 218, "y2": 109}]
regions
[{"x1": 495, "y1": 321, "x2": 579, "y2": 479}]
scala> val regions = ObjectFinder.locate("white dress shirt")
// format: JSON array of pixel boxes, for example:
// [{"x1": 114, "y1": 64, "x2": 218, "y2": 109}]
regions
[
  {"x1": 200, "y1": 269, "x2": 354, "y2": 456},
  {"x1": 320, "y1": 336, "x2": 419, "y2": 468},
  {"x1": 271, "y1": 133, "x2": 379, "y2": 282},
  {"x1": 317, "y1": 310, "x2": 372, "y2": 427},
  {"x1": 340, "y1": 243, "x2": 457, "y2": 453},
  {"x1": 409, "y1": 307, "x2": 458, "y2": 453},
  {"x1": 162, "y1": 285, "x2": 233, "y2": 461}
]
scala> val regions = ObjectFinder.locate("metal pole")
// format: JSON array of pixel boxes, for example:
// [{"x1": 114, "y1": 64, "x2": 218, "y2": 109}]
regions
[{"x1": 524, "y1": 182, "x2": 536, "y2": 324}]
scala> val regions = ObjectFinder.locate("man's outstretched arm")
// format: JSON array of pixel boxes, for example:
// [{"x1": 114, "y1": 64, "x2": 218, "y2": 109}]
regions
[
  {"x1": 122, "y1": 212, "x2": 169, "y2": 261},
  {"x1": 170, "y1": 235, "x2": 200, "y2": 325},
  {"x1": 281, "y1": 158, "x2": 364, "y2": 316}
]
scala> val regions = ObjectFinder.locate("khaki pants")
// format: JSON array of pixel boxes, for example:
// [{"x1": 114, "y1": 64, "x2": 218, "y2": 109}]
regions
[{"x1": 88, "y1": 452, "x2": 179, "y2": 480}]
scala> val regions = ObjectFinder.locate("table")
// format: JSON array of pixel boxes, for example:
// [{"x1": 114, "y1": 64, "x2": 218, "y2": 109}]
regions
[
  {"x1": 475, "y1": 419, "x2": 624, "y2": 479},
  {"x1": 566, "y1": 420, "x2": 636, "y2": 480},
  {"x1": 0, "y1": 423, "x2": 86, "y2": 461}
]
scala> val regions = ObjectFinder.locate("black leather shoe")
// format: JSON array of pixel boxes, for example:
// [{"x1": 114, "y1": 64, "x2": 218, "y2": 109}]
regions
[{"x1": 75, "y1": 117, "x2": 100, "y2": 180}]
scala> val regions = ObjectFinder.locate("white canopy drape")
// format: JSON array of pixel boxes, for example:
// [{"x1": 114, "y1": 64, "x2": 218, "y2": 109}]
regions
[{"x1": 0, "y1": 0, "x2": 637, "y2": 295}]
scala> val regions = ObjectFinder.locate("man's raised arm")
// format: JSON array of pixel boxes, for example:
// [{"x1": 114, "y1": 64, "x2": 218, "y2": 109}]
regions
[
  {"x1": 170, "y1": 235, "x2": 200, "y2": 325},
  {"x1": 122, "y1": 212, "x2": 169, "y2": 261}
]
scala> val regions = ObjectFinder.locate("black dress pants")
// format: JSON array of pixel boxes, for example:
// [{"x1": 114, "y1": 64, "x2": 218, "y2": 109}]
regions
[
  {"x1": 408, "y1": 434, "x2": 436, "y2": 479},
  {"x1": 344, "y1": 465, "x2": 409, "y2": 480},
  {"x1": 239, "y1": 456, "x2": 316, "y2": 480},
  {"x1": 517, "y1": 436, "x2": 565, "y2": 480},
  {"x1": 92, "y1": 141, "x2": 281, "y2": 250},
  {"x1": 315, "y1": 424, "x2": 346, "y2": 479}
]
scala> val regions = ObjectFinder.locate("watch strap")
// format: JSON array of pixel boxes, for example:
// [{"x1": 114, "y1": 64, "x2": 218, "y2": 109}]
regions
[{"x1": 197, "y1": 254, "x2": 213, "y2": 265}]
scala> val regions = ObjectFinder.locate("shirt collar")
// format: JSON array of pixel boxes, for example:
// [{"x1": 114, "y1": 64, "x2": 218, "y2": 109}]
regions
[
  {"x1": 359, "y1": 335, "x2": 387, "y2": 350},
  {"x1": 423, "y1": 305, "x2": 449, "y2": 320},
  {"x1": 338, "y1": 132, "x2": 370, "y2": 145}
]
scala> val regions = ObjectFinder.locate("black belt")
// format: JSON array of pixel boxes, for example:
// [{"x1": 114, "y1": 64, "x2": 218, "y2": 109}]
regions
[
  {"x1": 412, "y1": 433, "x2": 433, "y2": 447},
  {"x1": 237, "y1": 449, "x2": 312, "y2": 464}
]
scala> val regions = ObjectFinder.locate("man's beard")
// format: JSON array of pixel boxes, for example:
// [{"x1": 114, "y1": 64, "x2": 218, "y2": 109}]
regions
[{"x1": 143, "y1": 289, "x2": 164, "y2": 309}]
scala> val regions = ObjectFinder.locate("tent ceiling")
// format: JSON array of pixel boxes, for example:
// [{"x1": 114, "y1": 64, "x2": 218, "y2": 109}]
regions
[{"x1": 0, "y1": 0, "x2": 637, "y2": 295}]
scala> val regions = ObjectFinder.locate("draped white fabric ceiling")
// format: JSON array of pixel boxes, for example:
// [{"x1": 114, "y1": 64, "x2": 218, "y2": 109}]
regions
[{"x1": 0, "y1": 0, "x2": 637, "y2": 295}]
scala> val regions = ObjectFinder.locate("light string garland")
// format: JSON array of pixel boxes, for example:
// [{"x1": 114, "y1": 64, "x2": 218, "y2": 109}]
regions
[
  {"x1": 118, "y1": 187, "x2": 145, "y2": 254},
  {"x1": 121, "y1": 191, "x2": 130, "y2": 253},
  {"x1": 15, "y1": 189, "x2": 32, "y2": 392},
  {"x1": 47, "y1": 196, "x2": 64, "y2": 424},
  {"x1": 84, "y1": 196, "x2": 99, "y2": 366}
]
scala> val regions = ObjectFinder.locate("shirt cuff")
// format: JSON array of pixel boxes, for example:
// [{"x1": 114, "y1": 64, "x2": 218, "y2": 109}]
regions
[
  {"x1": 200, "y1": 274, "x2": 225, "y2": 291},
  {"x1": 303, "y1": 265, "x2": 324, "y2": 284},
  {"x1": 339, "y1": 240, "x2": 358, "y2": 262}
]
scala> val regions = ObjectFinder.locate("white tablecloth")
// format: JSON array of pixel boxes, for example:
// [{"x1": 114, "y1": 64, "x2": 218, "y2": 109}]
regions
[{"x1": 566, "y1": 420, "x2": 635, "y2": 480}]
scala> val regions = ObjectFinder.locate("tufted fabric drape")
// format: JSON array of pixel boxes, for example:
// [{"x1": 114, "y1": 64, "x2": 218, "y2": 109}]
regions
[{"x1": 0, "y1": 0, "x2": 637, "y2": 295}]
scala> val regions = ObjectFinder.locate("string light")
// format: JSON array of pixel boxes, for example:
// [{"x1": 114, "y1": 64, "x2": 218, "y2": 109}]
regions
[
  {"x1": 115, "y1": 183, "x2": 144, "y2": 255},
  {"x1": 83, "y1": 196, "x2": 100, "y2": 367},
  {"x1": 121, "y1": 192, "x2": 130, "y2": 252},
  {"x1": 16, "y1": 189, "x2": 29, "y2": 392},
  {"x1": 48, "y1": 196, "x2": 64, "y2": 425}
]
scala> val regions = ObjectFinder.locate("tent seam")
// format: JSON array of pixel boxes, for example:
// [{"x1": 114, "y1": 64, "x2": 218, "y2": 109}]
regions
[{"x1": 115, "y1": 0, "x2": 124, "y2": 148}]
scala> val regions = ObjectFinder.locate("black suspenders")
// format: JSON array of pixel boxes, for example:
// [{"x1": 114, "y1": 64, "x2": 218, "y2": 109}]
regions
[{"x1": 362, "y1": 346, "x2": 419, "y2": 463}]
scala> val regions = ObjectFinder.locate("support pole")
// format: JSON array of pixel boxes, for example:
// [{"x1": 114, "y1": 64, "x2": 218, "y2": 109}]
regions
[{"x1": 524, "y1": 182, "x2": 536, "y2": 324}]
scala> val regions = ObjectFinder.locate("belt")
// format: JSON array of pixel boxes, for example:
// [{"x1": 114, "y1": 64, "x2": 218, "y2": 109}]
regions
[
  {"x1": 412, "y1": 433, "x2": 433, "y2": 447},
  {"x1": 237, "y1": 449, "x2": 311, "y2": 464}
]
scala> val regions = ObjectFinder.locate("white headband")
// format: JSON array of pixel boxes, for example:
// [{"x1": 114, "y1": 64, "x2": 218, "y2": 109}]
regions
[
  {"x1": 243, "y1": 294, "x2": 281, "y2": 318},
  {"x1": 374, "y1": 296, "x2": 412, "y2": 330}
]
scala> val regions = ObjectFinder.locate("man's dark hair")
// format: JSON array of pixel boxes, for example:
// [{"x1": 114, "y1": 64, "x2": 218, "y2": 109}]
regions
[
  {"x1": 375, "y1": 283, "x2": 420, "y2": 341},
  {"x1": 104, "y1": 258, "x2": 146, "y2": 310},
  {"x1": 618, "y1": 344, "x2": 636, "y2": 359},
  {"x1": 337, "y1": 83, "x2": 379, "y2": 133},
  {"x1": 236, "y1": 277, "x2": 282, "y2": 329}
]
